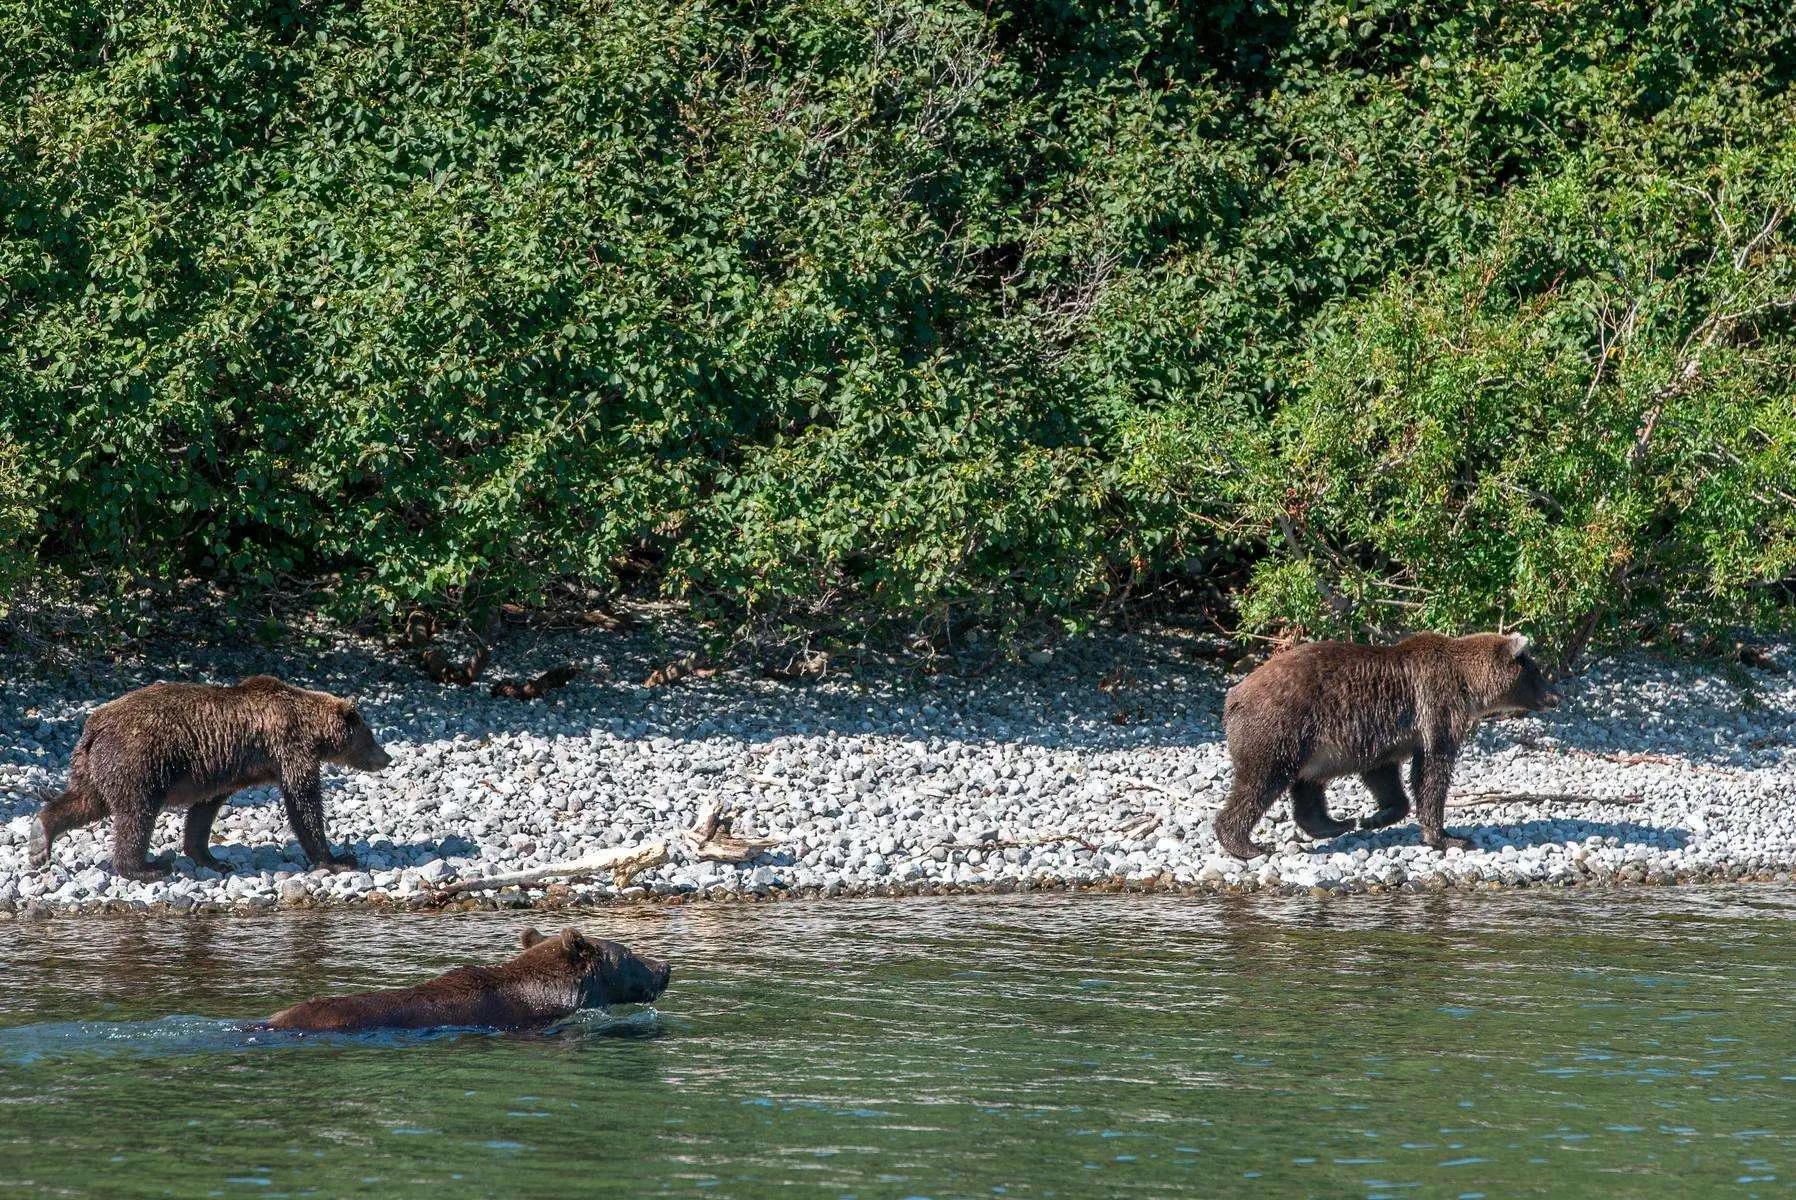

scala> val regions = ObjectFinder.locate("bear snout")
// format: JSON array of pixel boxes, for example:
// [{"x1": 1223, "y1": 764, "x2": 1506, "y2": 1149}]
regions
[
  {"x1": 355, "y1": 743, "x2": 395, "y2": 771},
  {"x1": 637, "y1": 955, "x2": 673, "y2": 998},
  {"x1": 628, "y1": 956, "x2": 672, "y2": 1003}
]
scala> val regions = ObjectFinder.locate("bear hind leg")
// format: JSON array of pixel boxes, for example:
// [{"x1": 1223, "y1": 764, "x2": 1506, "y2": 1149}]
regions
[
  {"x1": 1290, "y1": 780, "x2": 1354, "y2": 840},
  {"x1": 31, "y1": 787, "x2": 107, "y2": 868},
  {"x1": 111, "y1": 794, "x2": 171, "y2": 881},
  {"x1": 1357, "y1": 763, "x2": 1411, "y2": 831},
  {"x1": 182, "y1": 795, "x2": 234, "y2": 871},
  {"x1": 1214, "y1": 769, "x2": 1290, "y2": 860}
]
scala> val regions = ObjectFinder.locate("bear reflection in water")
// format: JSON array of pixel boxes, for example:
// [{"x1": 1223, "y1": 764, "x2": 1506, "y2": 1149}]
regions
[{"x1": 257, "y1": 927, "x2": 671, "y2": 1033}]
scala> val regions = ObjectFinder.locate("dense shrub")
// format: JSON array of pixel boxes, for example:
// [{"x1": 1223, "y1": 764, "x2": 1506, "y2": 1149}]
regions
[
  {"x1": 2, "y1": 0, "x2": 1792, "y2": 649},
  {"x1": 0, "y1": 439, "x2": 32, "y2": 615}
]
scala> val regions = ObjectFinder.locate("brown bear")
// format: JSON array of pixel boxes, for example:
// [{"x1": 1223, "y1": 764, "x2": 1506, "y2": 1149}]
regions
[
  {"x1": 30, "y1": 675, "x2": 392, "y2": 880},
  {"x1": 259, "y1": 927, "x2": 672, "y2": 1032},
  {"x1": 1213, "y1": 632, "x2": 1559, "y2": 859}
]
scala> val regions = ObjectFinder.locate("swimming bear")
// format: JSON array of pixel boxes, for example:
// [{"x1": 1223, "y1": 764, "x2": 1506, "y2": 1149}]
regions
[
  {"x1": 260, "y1": 928, "x2": 672, "y2": 1032},
  {"x1": 1214, "y1": 632, "x2": 1560, "y2": 858},
  {"x1": 31, "y1": 676, "x2": 391, "y2": 880}
]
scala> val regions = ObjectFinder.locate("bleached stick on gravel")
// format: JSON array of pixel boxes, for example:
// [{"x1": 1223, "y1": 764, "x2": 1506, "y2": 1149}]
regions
[
  {"x1": 1120, "y1": 778, "x2": 1195, "y2": 803},
  {"x1": 1507, "y1": 734, "x2": 1741, "y2": 776},
  {"x1": 1446, "y1": 790, "x2": 1645, "y2": 809},
  {"x1": 1112, "y1": 813, "x2": 1162, "y2": 841},
  {"x1": 901, "y1": 832, "x2": 1101, "y2": 866},
  {"x1": 682, "y1": 801, "x2": 782, "y2": 862},
  {"x1": 427, "y1": 842, "x2": 670, "y2": 898}
]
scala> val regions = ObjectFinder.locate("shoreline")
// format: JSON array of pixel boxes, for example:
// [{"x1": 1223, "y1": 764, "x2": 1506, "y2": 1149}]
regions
[
  {"x1": 3, "y1": 619, "x2": 1791, "y2": 917},
  {"x1": 6, "y1": 868, "x2": 1796, "y2": 921}
]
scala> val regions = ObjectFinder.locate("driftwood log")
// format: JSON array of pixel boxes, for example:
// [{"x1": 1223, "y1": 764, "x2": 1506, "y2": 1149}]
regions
[
  {"x1": 761, "y1": 649, "x2": 830, "y2": 681},
  {"x1": 420, "y1": 645, "x2": 489, "y2": 686},
  {"x1": 490, "y1": 665, "x2": 581, "y2": 700},
  {"x1": 425, "y1": 841, "x2": 669, "y2": 899},
  {"x1": 681, "y1": 801, "x2": 781, "y2": 862},
  {"x1": 644, "y1": 656, "x2": 716, "y2": 688}
]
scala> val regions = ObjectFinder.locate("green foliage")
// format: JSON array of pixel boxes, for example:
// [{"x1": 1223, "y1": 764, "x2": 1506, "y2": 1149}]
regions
[
  {"x1": 1, "y1": 0, "x2": 1792, "y2": 648},
  {"x1": 1232, "y1": 100, "x2": 1796, "y2": 644},
  {"x1": 0, "y1": 438, "x2": 33, "y2": 615}
]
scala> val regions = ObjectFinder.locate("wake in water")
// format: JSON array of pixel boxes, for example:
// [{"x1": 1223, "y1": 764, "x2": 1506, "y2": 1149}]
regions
[
  {"x1": 0, "y1": 1007, "x2": 665, "y2": 1064},
  {"x1": 0, "y1": 1015, "x2": 260, "y2": 1065}
]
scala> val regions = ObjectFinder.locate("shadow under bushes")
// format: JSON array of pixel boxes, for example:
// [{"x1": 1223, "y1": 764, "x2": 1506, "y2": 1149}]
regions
[{"x1": 1, "y1": 620, "x2": 1787, "y2": 823}]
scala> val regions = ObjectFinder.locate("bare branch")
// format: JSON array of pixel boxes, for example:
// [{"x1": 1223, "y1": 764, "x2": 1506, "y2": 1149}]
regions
[
  {"x1": 1733, "y1": 205, "x2": 1787, "y2": 273},
  {"x1": 1446, "y1": 790, "x2": 1643, "y2": 809}
]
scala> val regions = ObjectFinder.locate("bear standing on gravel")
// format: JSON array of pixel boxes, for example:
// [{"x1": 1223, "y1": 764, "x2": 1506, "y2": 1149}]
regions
[
  {"x1": 1213, "y1": 633, "x2": 1560, "y2": 859},
  {"x1": 30, "y1": 676, "x2": 392, "y2": 880}
]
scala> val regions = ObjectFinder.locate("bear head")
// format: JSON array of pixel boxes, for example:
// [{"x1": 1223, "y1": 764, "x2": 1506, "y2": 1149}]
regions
[
  {"x1": 325, "y1": 700, "x2": 394, "y2": 772},
  {"x1": 1484, "y1": 633, "x2": 1560, "y2": 714},
  {"x1": 517, "y1": 927, "x2": 672, "y2": 1008}
]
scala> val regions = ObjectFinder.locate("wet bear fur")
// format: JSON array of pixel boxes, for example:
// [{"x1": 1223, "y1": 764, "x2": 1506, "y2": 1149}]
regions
[
  {"x1": 30, "y1": 675, "x2": 392, "y2": 880},
  {"x1": 260, "y1": 927, "x2": 673, "y2": 1032},
  {"x1": 1213, "y1": 632, "x2": 1560, "y2": 859}
]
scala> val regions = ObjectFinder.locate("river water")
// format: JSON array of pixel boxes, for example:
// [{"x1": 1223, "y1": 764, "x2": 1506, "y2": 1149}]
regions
[{"x1": 2, "y1": 891, "x2": 1795, "y2": 1198}]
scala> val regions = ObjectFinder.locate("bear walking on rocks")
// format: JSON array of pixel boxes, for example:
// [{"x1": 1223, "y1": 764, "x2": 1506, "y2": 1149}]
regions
[
  {"x1": 1213, "y1": 633, "x2": 1559, "y2": 859},
  {"x1": 259, "y1": 927, "x2": 672, "y2": 1032},
  {"x1": 30, "y1": 676, "x2": 392, "y2": 880}
]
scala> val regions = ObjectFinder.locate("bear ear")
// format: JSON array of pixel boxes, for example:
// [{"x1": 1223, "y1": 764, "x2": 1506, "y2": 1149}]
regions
[
  {"x1": 1506, "y1": 632, "x2": 1529, "y2": 657},
  {"x1": 558, "y1": 927, "x2": 584, "y2": 953},
  {"x1": 519, "y1": 928, "x2": 544, "y2": 949}
]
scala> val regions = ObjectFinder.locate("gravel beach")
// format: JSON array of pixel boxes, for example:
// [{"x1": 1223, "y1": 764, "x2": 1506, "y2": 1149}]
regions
[{"x1": 1, "y1": 619, "x2": 1791, "y2": 915}]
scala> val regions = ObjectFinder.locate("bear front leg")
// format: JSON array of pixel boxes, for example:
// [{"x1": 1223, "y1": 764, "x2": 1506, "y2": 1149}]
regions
[
  {"x1": 278, "y1": 764, "x2": 357, "y2": 872},
  {"x1": 182, "y1": 795, "x2": 234, "y2": 871},
  {"x1": 1414, "y1": 745, "x2": 1471, "y2": 852}
]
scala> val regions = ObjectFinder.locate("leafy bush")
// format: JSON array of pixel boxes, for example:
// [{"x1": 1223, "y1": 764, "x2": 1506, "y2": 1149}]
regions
[
  {"x1": 1237, "y1": 141, "x2": 1796, "y2": 648},
  {"x1": 0, "y1": 439, "x2": 33, "y2": 617},
  {"x1": 2, "y1": 0, "x2": 1792, "y2": 651}
]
